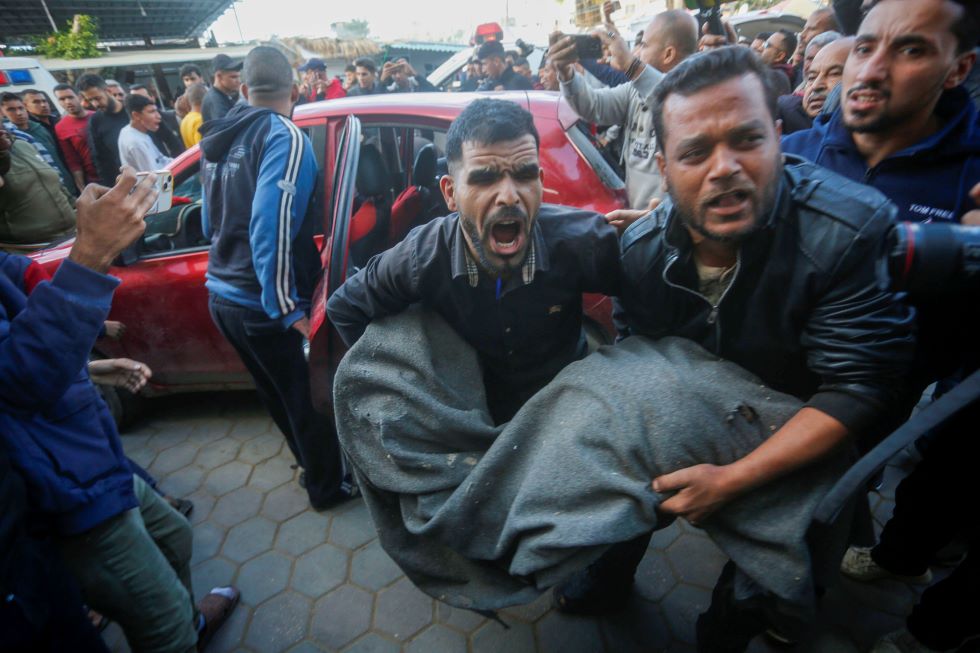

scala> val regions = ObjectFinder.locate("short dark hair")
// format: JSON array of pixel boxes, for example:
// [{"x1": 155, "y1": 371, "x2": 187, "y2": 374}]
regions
[
  {"x1": 651, "y1": 46, "x2": 778, "y2": 152},
  {"x1": 345, "y1": 64, "x2": 357, "y2": 73},
  {"x1": 125, "y1": 93, "x2": 155, "y2": 114},
  {"x1": 130, "y1": 83, "x2": 147, "y2": 92},
  {"x1": 754, "y1": 31, "x2": 773, "y2": 42},
  {"x1": 242, "y1": 45, "x2": 293, "y2": 100},
  {"x1": 354, "y1": 57, "x2": 376, "y2": 74},
  {"x1": 0, "y1": 92, "x2": 22, "y2": 105},
  {"x1": 53, "y1": 83, "x2": 75, "y2": 94},
  {"x1": 775, "y1": 29, "x2": 798, "y2": 57},
  {"x1": 76, "y1": 73, "x2": 107, "y2": 92},
  {"x1": 179, "y1": 63, "x2": 203, "y2": 78},
  {"x1": 446, "y1": 98, "x2": 539, "y2": 172}
]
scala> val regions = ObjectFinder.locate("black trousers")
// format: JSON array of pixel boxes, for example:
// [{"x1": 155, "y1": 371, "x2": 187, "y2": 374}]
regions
[
  {"x1": 209, "y1": 295, "x2": 344, "y2": 503},
  {"x1": 871, "y1": 405, "x2": 979, "y2": 650}
]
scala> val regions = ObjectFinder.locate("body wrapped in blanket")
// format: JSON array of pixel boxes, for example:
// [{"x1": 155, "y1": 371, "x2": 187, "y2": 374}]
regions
[{"x1": 333, "y1": 306, "x2": 855, "y2": 623}]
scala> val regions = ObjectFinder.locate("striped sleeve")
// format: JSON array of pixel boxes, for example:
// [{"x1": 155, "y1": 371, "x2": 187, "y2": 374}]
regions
[{"x1": 249, "y1": 114, "x2": 317, "y2": 327}]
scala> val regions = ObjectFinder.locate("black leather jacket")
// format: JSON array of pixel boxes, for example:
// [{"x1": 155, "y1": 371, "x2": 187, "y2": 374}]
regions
[{"x1": 618, "y1": 157, "x2": 915, "y2": 442}]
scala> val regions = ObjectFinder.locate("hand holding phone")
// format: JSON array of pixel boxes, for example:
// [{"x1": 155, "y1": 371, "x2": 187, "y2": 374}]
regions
[{"x1": 135, "y1": 170, "x2": 173, "y2": 215}]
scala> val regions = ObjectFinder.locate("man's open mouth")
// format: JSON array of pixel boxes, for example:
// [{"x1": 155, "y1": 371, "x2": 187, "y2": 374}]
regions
[
  {"x1": 488, "y1": 219, "x2": 525, "y2": 257},
  {"x1": 847, "y1": 88, "x2": 888, "y2": 112},
  {"x1": 707, "y1": 190, "x2": 750, "y2": 212}
]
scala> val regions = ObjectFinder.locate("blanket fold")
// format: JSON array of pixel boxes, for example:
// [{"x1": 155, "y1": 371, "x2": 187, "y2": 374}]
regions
[{"x1": 334, "y1": 307, "x2": 852, "y2": 613}]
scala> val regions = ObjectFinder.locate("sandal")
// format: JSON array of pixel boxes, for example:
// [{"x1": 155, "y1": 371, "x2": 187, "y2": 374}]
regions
[{"x1": 196, "y1": 586, "x2": 240, "y2": 651}]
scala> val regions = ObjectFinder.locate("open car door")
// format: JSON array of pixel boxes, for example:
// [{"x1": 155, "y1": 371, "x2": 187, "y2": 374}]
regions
[{"x1": 309, "y1": 114, "x2": 361, "y2": 412}]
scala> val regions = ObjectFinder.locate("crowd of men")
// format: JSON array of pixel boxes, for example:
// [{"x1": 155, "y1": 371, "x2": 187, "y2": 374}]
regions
[{"x1": 1, "y1": 0, "x2": 978, "y2": 651}]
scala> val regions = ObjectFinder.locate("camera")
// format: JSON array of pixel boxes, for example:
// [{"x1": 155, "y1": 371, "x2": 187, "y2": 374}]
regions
[
  {"x1": 879, "y1": 221, "x2": 980, "y2": 297},
  {"x1": 515, "y1": 39, "x2": 534, "y2": 58}
]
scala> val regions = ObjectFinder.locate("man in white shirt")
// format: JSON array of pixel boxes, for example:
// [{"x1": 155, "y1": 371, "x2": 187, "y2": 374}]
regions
[{"x1": 118, "y1": 94, "x2": 172, "y2": 172}]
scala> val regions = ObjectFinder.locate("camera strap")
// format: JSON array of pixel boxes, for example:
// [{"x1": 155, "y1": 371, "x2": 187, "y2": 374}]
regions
[{"x1": 813, "y1": 367, "x2": 980, "y2": 527}]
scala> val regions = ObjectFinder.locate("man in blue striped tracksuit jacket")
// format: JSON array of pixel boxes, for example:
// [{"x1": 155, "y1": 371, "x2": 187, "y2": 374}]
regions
[{"x1": 200, "y1": 46, "x2": 353, "y2": 510}]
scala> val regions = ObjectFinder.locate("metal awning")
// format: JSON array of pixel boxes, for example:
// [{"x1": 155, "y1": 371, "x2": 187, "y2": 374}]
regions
[
  {"x1": 0, "y1": 0, "x2": 235, "y2": 45},
  {"x1": 36, "y1": 43, "x2": 256, "y2": 72}
]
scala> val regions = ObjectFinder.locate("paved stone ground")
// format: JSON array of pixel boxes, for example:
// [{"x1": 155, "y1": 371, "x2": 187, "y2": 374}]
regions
[{"x1": 101, "y1": 391, "x2": 927, "y2": 653}]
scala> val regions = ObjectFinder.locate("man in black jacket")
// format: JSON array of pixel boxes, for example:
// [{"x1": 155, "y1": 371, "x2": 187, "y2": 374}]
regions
[
  {"x1": 77, "y1": 74, "x2": 130, "y2": 184},
  {"x1": 476, "y1": 40, "x2": 533, "y2": 91},
  {"x1": 556, "y1": 47, "x2": 915, "y2": 651},
  {"x1": 327, "y1": 98, "x2": 621, "y2": 423}
]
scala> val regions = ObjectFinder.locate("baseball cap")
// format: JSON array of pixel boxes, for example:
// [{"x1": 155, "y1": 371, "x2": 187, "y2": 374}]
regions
[
  {"x1": 212, "y1": 53, "x2": 243, "y2": 73},
  {"x1": 298, "y1": 58, "x2": 327, "y2": 72},
  {"x1": 477, "y1": 40, "x2": 505, "y2": 61}
]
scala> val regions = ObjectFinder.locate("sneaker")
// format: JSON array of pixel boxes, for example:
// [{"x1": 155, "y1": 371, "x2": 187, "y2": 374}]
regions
[
  {"x1": 309, "y1": 475, "x2": 361, "y2": 512},
  {"x1": 870, "y1": 629, "x2": 949, "y2": 653},
  {"x1": 196, "y1": 586, "x2": 240, "y2": 651},
  {"x1": 840, "y1": 547, "x2": 932, "y2": 584},
  {"x1": 552, "y1": 566, "x2": 632, "y2": 616}
]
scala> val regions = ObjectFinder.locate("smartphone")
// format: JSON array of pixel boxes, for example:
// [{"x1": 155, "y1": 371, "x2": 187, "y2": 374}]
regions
[
  {"x1": 609, "y1": 0, "x2": 622, "y2": 11},
  {"x1": 571, "y1": 34, "x2": 604, "y2": 60},
  {"x1": 136, "y1": 170, "x2": 173, "y2": 215}
]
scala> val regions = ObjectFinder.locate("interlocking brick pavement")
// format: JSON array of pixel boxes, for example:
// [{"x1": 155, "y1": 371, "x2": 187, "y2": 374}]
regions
[{"x1": 99, "y1": 391, "x2": 921, "y2": 653}]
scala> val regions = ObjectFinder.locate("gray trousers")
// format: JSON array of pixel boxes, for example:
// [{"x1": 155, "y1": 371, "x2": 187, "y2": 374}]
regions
[{"x1": 59, "y1": 475, "x2": 198, "y2": 653}]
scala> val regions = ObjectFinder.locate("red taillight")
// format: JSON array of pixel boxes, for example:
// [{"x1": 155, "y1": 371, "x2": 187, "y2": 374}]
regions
[{"x1": 0, "y1": 71, "x2": 9, "y2": 86}]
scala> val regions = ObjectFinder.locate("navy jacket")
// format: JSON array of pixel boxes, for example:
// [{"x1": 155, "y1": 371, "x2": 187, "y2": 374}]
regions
[
  {"x1": 200, "y1": 104, "x2": 320, "y2": 329},
  {"x1": 781, "y1": 87, "x2": 980, "y2": 223},
  {"x1": 0, "y1": 254, "x2": 138, "y2": 535}
]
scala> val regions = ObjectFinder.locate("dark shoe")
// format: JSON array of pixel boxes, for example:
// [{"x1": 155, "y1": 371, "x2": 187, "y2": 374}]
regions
[
  {"x1": 552, "y1": 565, "x2": 632, "y2": 616},
  {"x1": 196, "y1": 586, "x2": 240, "y2": 651},
  {"x1": 309, "y1": 475, "x2": 361, "y2": 512},
  {"x1": 166, "y1": 496, "x2": 194, "y2": 518}
]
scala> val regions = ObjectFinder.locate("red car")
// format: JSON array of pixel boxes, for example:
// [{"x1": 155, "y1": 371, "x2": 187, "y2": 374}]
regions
[{"x1": 30, "y1": 92, "x2": 627, "y2": 419}]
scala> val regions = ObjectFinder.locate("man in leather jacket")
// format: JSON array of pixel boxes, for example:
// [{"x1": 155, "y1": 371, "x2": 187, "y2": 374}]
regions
[{"x1": 555, "y1": 46, "x2": 915, "y2": 652}]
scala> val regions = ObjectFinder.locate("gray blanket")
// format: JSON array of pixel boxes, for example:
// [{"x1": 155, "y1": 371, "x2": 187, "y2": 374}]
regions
[{"x1": 334, "y1": 307, "x2": 852, "y2": 613}]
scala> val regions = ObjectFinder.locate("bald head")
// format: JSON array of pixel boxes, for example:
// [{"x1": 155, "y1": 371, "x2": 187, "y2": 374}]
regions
[
  {"x1": 243, "y1": 46, "x2": 293, "y2": 102},
  {"x1": 803, "y1": 37, "x2": 853, "y2": 117},
  {"x1": 803, "y1": 30, "x2": 842, "y2": 76},
  {"x1": 639, "y1": 9, "x2": 699, "y2": 72}
]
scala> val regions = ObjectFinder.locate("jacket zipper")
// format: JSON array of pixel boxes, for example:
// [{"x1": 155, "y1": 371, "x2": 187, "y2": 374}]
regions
[{"x1": 662, "y1": 251, "x2": 741, "y2": 352}]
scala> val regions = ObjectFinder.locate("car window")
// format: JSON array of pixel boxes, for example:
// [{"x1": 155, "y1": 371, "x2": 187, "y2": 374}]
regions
[
  {"x1": 172, "y1": 162, "x2": 202, "y2": 202},
  {"x1": 346, "y1": 123, "x2": 450, "y2": 272},
  {"x1": 565, "y1": 121, "x2": 626, "y2": 192}
]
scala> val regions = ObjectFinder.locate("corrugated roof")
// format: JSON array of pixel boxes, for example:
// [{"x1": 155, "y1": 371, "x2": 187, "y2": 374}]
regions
[
  {"x1": 386, "y1": 42, "x2": 469, "y2": 53},
  {"x1": 0, "y1": 0, "x2": 234, "y2": 45}
]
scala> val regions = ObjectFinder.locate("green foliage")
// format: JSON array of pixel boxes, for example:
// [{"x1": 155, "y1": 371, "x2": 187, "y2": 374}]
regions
[
  {"x1": 36, "y1": 14, "x2": 101, "y2": 60},
  {"x1": 334, "y1": 19, "x2": 370, "y2": 40}
]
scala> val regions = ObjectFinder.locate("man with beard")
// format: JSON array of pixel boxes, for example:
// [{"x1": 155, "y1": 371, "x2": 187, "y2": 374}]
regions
[
  {"x1": 77, "y1": 74, "x2": 131, "y2": 186},
  {"x1": 327, "y1": 98, "x2": 621, "y2": 424},
  {"x1": 782, "y1": 0, "x2": 979, "y2": 223},
  {"x1": 556, "y1": 46, "x2": 915, "y2": 650}
]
